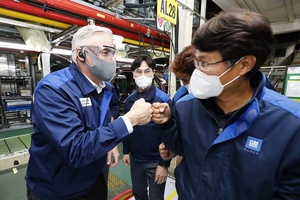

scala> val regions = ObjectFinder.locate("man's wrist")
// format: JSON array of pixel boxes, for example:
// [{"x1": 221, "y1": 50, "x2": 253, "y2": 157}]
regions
[
  {"x1": 120, "y1": 116, "x2": 133, "y2": 133},
  {"x1": 160, "y1": 118, "x2": 174, "y2": 130}
]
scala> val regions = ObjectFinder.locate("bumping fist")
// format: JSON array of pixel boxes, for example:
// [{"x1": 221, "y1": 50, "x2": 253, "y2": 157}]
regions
[
  {"x1": 124, "y1": 98, "x2": 153, "y2": 126},
  {"x1": 151, "y1": 102, "x2": 171, "y2": 124}
]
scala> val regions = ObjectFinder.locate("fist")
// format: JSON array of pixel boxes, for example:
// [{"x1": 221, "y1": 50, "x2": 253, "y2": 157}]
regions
[
  {"x1": 125, "y1": 98, "x2": 153, "y2": 126},
  {"x1": 152, "y1": 102, "x2": 170, "y2": 124}
]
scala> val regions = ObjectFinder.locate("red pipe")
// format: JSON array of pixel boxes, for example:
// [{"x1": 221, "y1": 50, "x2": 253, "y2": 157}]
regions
[
  {"x1": 34, "y1": 0, "x2": 170, "y2": 42},
  {"x1": 0, "y1": 0, "x2": 169, "y2": 48},
  {"x1": 0, "y1": 0, "x2": 81, "y2": 26}
]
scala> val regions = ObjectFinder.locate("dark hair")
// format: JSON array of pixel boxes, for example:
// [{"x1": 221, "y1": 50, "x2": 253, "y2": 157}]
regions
[
  {"x1": 170, "y1": 45, "x2": 196, "y2": 81},
  {"x1": 131, "y1": 55, "x2": 156, "y2": 71},
  {"x1": 192, "y1": 8, "x2": 275, "y2": 78}
]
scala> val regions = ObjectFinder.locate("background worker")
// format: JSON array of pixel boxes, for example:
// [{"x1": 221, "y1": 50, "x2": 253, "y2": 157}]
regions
[
  {"x1": 170, "y1": 44, "x2": 196, "y2": 102},
  {"x1": 122, "y1": 55, "x2": 171, "y2": 200},
  {"x1": 152, "y1": 8, "x2": 300, "y2": 199},
  {"x1": 26, "y1": 25, "x2": 152, "y2": 200}
]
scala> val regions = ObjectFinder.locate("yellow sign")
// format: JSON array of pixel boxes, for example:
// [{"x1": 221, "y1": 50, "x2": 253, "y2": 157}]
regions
[{"x1": 157, "y1": 0, "x2": 178, "y2": 25}]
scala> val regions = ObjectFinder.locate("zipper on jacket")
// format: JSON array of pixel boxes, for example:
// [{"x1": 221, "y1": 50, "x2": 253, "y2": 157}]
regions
[
  {"x1": 204, "y1": 109, "x2": 223, "y2": 136},
  {"x1": 217, "y1": 128, "x2": 223, "y2": 134}
]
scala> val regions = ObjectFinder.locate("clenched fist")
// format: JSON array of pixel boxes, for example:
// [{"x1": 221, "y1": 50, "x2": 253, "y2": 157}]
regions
[
  {"x1": 124, "y1": 98, "x2": 152, "y2": 126},
  {"x1": 152, "y1": 102, "x2": 171, "y2": 124},
  {"x1": 159, "y1": 143, "x2": 175, "y2": 160}
]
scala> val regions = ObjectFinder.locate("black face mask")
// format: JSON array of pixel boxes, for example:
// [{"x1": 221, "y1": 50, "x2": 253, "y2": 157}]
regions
[{"x1": 84, "y1": 51, "x2": 116, "y2": 81}]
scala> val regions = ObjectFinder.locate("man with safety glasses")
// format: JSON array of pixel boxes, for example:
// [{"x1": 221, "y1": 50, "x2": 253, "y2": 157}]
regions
[
  {"x1": 26, "y1": 25, "x2": 153, "y2": 200},
  {"x1": 152, "y1": 8, "x2": 300, "y2": 199}
]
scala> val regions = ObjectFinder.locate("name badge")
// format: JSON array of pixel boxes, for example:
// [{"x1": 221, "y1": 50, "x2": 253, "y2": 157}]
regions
[{"x1": 80, "y1": 97, "x2": 92, "y2": 107}]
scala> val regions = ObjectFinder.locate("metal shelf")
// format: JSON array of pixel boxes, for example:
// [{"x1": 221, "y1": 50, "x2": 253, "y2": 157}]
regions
[{"x1": 0, "y1": 76, "x2": 32, "y2": 129}]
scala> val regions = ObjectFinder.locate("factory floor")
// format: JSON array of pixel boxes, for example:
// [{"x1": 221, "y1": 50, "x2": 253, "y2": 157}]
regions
[{"x1": 0, "y1": 125, "x2": 177, "y2": 200}]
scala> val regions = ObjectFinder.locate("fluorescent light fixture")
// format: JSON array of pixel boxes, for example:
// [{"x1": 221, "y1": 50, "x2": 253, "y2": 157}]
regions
[
  {"x1": 0, "y1": 40, "x2": 35, "y2": 51},
  {"x1": 0, "y1": 39, "x2": 72, "y2": 56},
  {"x1": 18, "y1": 59, "x2": 28, "y2": 63},
  {"x1": 51, "y1": 48, "x2": 72, "y2": 56},
  {"x1": 0, "y1": 39, "x2": 134, "y2": 58},
  {"x1": 43, "y1": 48, "x2": 72, "y2": 56},
  {"x1": 116, "y1": 57, "x2": 134, "y2": 63}
]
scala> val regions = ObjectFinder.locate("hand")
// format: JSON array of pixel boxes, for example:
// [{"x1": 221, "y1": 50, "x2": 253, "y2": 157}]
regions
[
  {"x1": 107, "y1": 146, "x2": 120, "y2": 168},
  {"x1": 124, "y1": 98, "x2": 152, "y2": 126},
  {"x1": 159, "y1": 143, "x2": 175, "y2": 160},
  {"x1": 122, "y1": 154, "x2": 130, "y2": 166},
  {"x1": 155, "y1": 165, "x2": 168, "y2": 184},
  {"x1": 152, "y1": 102, "x2": 171, "y2": 124}
]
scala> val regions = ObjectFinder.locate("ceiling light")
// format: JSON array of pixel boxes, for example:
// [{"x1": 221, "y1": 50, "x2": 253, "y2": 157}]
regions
[
  {"x1": 0, "y1": 40, "x2": 35, "y2": 51},
  {"x1": 0, "y1": 39, "x2": 72, "y2": 56},
  {"x1": 43, "y1": 48, "x2": 72, "y2": 56},
  {"x1": 18, "y1": 59, "x2": 28, "y2": 63}
]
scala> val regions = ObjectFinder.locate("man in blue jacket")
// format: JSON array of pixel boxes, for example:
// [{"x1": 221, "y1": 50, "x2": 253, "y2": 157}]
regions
[
  {"x1": 152, "y1": 8, "x2": 300, "y2": 199},
  {"x1": 122, "y1": 55, "x2": 171, "y2": 200},
  {"x1": 26, "y1": 25, "x2": 153, "y2": 200}
]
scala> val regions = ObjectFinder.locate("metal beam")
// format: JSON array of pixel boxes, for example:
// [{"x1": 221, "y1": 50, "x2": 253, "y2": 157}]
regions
[{"x1": 284, "y1": 0, "x2": 294, "y2": 22}]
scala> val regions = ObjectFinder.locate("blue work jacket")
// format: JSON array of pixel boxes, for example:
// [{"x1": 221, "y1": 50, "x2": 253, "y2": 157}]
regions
[
  {"x1": 161, "y1": 72, "x2": 300, "y2": 199},
  {"x1": 123, "y1": 85, "x2": 171, "y2": 167},
  {"x1": 172, "y1": 85, "x2": 188, "y2": 103},
  {"x1": 26, "y1": 62, "x2": 129, "y2": 199}
]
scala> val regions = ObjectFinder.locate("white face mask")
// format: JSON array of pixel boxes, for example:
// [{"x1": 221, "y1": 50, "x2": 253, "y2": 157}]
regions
[
  {"x1": 190, "y1": 58, "x2": 243, "y2": 99},
  {"x1": 134, "y1": 75, "x2": 153, "y2": 90}
]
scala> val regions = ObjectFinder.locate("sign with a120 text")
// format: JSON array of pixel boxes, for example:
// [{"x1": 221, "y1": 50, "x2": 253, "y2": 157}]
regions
[{"x1": 157, "y1": 0, "x2": 178, "y2": 25}]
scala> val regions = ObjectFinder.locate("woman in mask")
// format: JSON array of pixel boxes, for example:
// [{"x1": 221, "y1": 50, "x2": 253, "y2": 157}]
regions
[{"x1": 122, "y1": 55, "x2": 171, "y2": 200}]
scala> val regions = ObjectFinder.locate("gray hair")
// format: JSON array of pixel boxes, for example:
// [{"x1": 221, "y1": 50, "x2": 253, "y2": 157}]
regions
[{"x1": 71, "y1": 25, "x2": 113, "y2": 62}]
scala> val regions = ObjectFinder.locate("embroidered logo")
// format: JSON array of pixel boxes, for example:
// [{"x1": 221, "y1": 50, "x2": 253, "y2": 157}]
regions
[{"x1": 244, "y1": 136, "x2": 263, "y2": 154}]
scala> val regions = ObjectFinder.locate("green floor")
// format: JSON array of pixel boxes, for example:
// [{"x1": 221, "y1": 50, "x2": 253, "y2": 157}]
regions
[
  {"x1": 0, "y1": 126, "x2": 33, "y2": 140},
  {"x1": 0, "y1": 126, "x2": 132, "y2": 200}
]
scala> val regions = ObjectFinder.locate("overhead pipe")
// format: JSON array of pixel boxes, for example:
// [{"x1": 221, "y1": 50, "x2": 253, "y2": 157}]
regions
[
  {"x1": 0, "y1": 1, "x2": 169, "y2": 49},
  {"x1": 0, "y1": 16, "x2": 63, "y2": 33},
  {"x1": 0, "y1": 7, "x2": 70, "y2": 29},
  {"x1": 33, "y1": 0, "x2": 170, "y2": 42},
  {"x1": 0, "y1": 0, "x2": 169, "y2": 43},
  {"x1": 124, "y1": 38, "x2": 170, "y2": 53},
  {"x1": 0, "y1": 0, "x2": 83, "y2": 26}
]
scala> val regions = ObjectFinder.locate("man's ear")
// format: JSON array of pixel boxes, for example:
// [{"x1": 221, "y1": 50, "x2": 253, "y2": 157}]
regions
[
  {"x1": 77, "y1": 48, "x2": 86, "y2": 62},
  {"x1": 239, "y1": 55, "x2": 256, "y2": 75}
]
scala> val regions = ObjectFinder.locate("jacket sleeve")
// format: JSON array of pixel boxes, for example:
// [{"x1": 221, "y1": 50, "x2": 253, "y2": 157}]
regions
[
  {"x1": 31, "y1": 84, "x2": 129, "y2": 168},
  {"x1": 272, "y1": 139, "x2": 300, "y2": 199},
  {"x1": 159, "y1": 100, "x2": 184, "y2": 156}
]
